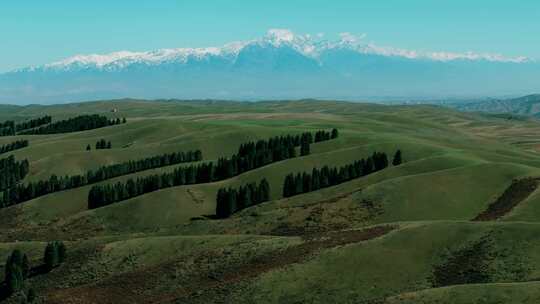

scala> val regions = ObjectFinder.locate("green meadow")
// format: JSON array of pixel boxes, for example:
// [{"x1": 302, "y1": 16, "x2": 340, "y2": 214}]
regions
[{"x1": 2, "y1": 99, "x2": 540, "y2": 303}]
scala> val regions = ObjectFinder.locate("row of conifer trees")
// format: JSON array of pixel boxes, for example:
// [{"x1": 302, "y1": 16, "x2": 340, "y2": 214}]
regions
[
  {"x1": 0, "y1": 140, "x2": 29, "y2": 155},
  {"x1": 215, "y1": 179, "x2": 270, "y2": 218},
  {"x1": 94, "y1": 139, "x2": 112, "y2": 150},
  {"x1": 18, "y1": 115, "x2": 125, "y2": 135},
  {"x1": 0, "y1": 150, "x2": 202, "y2": 208},
  {"x1": 0, "y1": 115, "x2": 52, "y2": 137},
  {"x1": 15, "y1": 115, "x2": 52, "y2": 132},
  {"x1": 0, "y1": 156, "x2": 29, "y2": 192},
  {"x1": 87, "y1": 129, "x2": 338, "y2": 209},
  {"x1": 283, "y1": 150, "x2": 401, "y2": 198}
]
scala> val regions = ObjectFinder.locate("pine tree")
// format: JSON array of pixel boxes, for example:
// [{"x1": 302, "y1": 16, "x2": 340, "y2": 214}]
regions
[
  {"x1": 364, "y1": 157, "x2": 374, "y2": 174},
  {"x1": 86, "y1": 144, "x2": 91, "y2": 151},
  {"x1": 44, "y1": 242, "x2": 59, "y2": 271},
  {"x1": 300, "y1": 141, "x2": 310, "y2": 156},
  {"x1": 311, "y1": 168, "x2": 321, "y2": 191},
  {"x1": 294, "y1": 173, "x2": 303, "y2": 195},
  {"x1": 4, "y1": 250, "x2": 25, "y2": 295},
  {"x1": 283, "y1": 174, "x2": 293, "y2": 197},
  {"x1": 6, "y1": 264, "x2": 23, "y2": 295},
  {"x1": 216, "y1": 188, "x2": 226, "y2": 218},
  {"x1": 331, "y1": 128, "x2": 339, "y2": 139},
  {"x1": 392, "y1": 150, "x2": 402, "y2": 166},
  {"x1": 259, "y1": 179, "x2": 270, "y2": 202}
]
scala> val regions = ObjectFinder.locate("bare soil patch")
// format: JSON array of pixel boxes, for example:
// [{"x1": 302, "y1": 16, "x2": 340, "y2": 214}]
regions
[{"x1": 473, "y1": 177, "x2": 539, "y2": 221}]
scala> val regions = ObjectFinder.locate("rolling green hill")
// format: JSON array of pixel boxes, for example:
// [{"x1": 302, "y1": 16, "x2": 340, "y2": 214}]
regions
[{"x1": 2, "y1": 99, "x2": 540, "y2": 303}]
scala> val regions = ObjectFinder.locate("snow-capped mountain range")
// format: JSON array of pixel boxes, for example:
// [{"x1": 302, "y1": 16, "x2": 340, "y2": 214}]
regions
[{"x1": 1, "y1": 29, "x2": 539, "y2": 104}]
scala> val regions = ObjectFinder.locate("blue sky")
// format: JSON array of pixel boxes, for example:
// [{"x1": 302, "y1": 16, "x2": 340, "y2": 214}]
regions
[{"x1": 0, "y1": 0, "x2": 538, "y2": 72}]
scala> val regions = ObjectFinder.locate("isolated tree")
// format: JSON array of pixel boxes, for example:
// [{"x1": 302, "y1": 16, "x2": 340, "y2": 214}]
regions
[
  {"x1": 86, "y1": 144, "x2": 91, "y2": 151},
  {"x1": 6, "y1": 264, "x2": 23, "y2": 294},
  {"x1": 4, "y1": 250, "x2": 25, "y2": 295},
  {"x1": 44, "y1": 242, "x2": 59, "y2": 271},
  {"x1": 122, "y1": 117, "x2": 127, "y2": 124},
  {"x1": 107, "y1": 141, "x2": 112, "y2": 149},
  {"x1": 392, "y1": 150, "x2": 402, "y2": 166}
]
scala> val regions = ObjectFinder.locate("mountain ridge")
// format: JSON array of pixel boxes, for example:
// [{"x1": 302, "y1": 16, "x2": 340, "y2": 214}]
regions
[{"x1": 1, "y1": 29, "x2": 539, "y2": 104}]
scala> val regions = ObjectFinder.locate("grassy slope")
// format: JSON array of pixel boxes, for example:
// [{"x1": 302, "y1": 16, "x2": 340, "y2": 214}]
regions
[
  {"x1": 386, "y1": 282, "x2": 540, "y2": 304},
  {"x1": 242, "y1": 221, "x2": 540, "y2": 303},
  {"x1": 3, "y1": 100, "x2": 540, "y2": 302}
]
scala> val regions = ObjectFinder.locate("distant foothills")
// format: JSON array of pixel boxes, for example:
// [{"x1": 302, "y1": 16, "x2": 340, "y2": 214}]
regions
[
  {"x1": 0, "y1": 29, "x2": 539, "y2": 104},
  {"x1": 1, "y1": 95, "x2": 540, "y2": 119}
]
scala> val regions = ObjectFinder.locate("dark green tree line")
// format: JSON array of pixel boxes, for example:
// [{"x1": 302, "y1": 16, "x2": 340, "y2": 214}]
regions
[
  {"x1": 0, "y1": 120, "x2": 15, "y2": 136},
  {"x1": 18, "y1": 115, "x2": 125, "y2": 135},
  {"x1": 87, "y1": 130, "x2": 336, "y2": 209},
  {"x1": 0, "y1": 156, "x2": 29, "y2": 192},
  {"x1": 314, "y1": 128, "x2": 338, "y2": 142},
  {"x1": 0, "y1": 140, "x2": 29, "y2": 155},
  {"x1": 0, "y1": 115, "x2": 52, "y2": 137},
  {"x1": 95, "y1": 139, "x2": 112, "y2": 150},
  {"x1": 282, "y1": 151, "x2": 395, "y2": 198},
  {"x1": 15, "y1": 115, "x2": 52, "y2": 132},
  {"x1": 0, "y1": 150, "x2": 202, "y2": 208},
  {"x1": 215, "y1": 179, "x2": 270, "y2": 218}
]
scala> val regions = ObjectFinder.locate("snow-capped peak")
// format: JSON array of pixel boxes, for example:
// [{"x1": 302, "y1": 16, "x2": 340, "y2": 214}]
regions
[
  {"x1": 44, "y1": 46, "x2": 240, "y2": 71},
  {"x1": 26, "y1": 29, "x2": 530, "y2": 72},
  {"x1": 265, "y1": 29, "x2": 295, "y2": 45}
]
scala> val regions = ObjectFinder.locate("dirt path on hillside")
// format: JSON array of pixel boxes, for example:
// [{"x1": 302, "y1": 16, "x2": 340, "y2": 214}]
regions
[
  {"x1": 473, "y1": 178, "x2": 539, "y2": 221},
  {"x1": 45, "y1": 226, "x2": 394, "y2": 304}
]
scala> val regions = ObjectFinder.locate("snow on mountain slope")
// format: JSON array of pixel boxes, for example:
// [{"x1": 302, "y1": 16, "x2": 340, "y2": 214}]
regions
[
  {"x1": 22, "y1": 29, "x2": 529, "y2": 72},
  {"x1": 0, "y1": 29, "x2": 538, "y2": 104}
]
